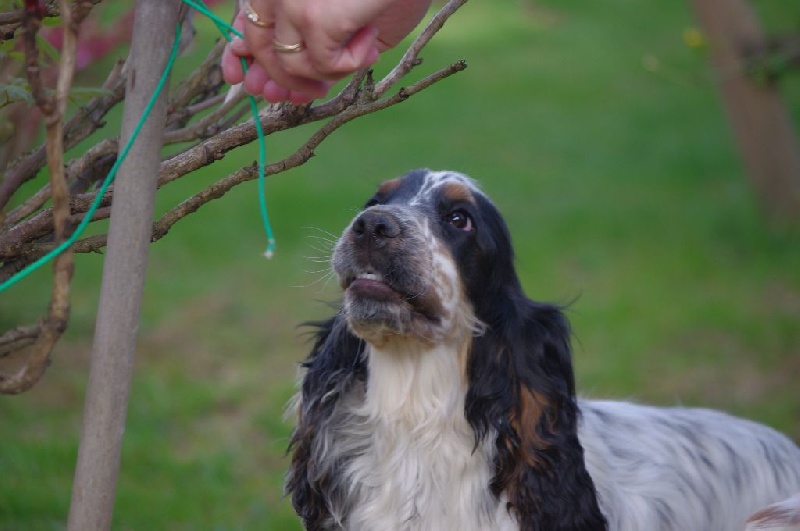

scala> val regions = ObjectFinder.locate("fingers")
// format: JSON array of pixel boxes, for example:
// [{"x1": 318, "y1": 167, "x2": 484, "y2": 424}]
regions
[
  {"x1": 243, "y1": 1, "x2": 332, "y2": 97},
  {"x1": 239, "y1": 61, "x2": 327, "y2": 104},
  {"x1": 243, "y1": 60, "x2": 329, "y2": 103},
  {"x1": 243, "y1": 62, "x2": 270, "y2": 95},
  {"x1": 244, "y1": 0, "x2": 381, "y2": 82},
  {"x1": 221, "y1": 14, "x2": 249, "y2": 85},
  {"x1": 262, "y1": 80, "x2": 330, "y2": 106},
  {"x1": 222, "y1": 6, "x2": 330, "y2": 103},
  {"x1": 221, "y1": 45, "x2": 245, "y2": 86}
]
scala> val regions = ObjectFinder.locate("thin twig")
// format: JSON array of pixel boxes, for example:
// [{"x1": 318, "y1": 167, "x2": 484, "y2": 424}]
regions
[
  {"x1": 0, "y1": 139, "x2": 117, "y2": 257},
  {"x1": 0, "y1": 324, "x2": 41, "y2": 357},
  {"x1": 163, "y1": 92, "x2": 246, "y2": 144},
  {"x1": 0, "y1": 0, "x2": 102, "y2": 42},
  {"x1": 20, "y1": 1, "x2": 51, "y2": 113},
  {"x1": 1, "y1": 59, "x2": 127, "y2": 218},
  {"x1": 375, "y1": 0, "x2": 468, "y2": 98},
  {"x1": 169, "y1": 38, "x2": 228, "y2": 111}
]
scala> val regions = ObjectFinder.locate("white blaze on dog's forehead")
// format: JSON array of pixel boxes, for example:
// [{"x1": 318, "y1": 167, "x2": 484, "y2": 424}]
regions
[{"x1": 410, "y1": 170, "x2": 483, "y2": 206}]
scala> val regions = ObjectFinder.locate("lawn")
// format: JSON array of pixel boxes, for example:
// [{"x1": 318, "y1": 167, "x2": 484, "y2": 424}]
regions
[{"x1": 1, "y1": 0, "x2": 799, "y2": 529}]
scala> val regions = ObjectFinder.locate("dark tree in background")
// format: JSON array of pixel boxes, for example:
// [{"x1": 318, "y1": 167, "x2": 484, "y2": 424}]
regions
[{"x1": 689, "y1": 0, "x2": 800, "y2": 223}]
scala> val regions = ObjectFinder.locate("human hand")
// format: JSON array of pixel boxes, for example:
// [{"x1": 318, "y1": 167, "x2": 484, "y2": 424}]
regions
[{"x1": 221, "y1": 0, "x2": 432, "y2": 104}]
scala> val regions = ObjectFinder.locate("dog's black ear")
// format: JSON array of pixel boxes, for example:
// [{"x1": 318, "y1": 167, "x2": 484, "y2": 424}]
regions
[
  {"x1": 465, "y1": 297, "x2": 607, "y2": 530},
  {"x1": 286, "y1": 313, "x2": 366, "y2": 530}
]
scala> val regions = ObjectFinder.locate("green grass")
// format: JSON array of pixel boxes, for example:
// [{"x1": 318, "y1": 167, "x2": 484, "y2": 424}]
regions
[{"x1": 2, "y1": 0, "x2": 800, "y2": 528}]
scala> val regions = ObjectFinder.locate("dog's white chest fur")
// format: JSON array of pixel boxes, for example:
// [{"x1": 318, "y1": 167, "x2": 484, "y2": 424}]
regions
[{"x1": 327, "y1": 343, "x2": 517, "y2": 531}]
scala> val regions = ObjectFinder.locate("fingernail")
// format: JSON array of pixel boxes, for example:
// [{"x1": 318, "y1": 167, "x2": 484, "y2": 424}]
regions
[{"x1": 367, "y1": 47, "x2": 379, "y2": 64}]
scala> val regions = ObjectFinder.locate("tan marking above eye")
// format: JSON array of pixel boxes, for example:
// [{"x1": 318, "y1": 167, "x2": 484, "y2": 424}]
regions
[
  {"x1": 440, "y1": 181, "x2": 476, "y2": 205},
  {"x1": 376, "y1": 178, "x2": 402, "y2": 196}
]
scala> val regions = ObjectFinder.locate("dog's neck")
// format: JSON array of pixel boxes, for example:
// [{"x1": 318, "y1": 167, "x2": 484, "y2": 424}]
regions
[
  {"x1": 338, "y1": 338, "x2": 517, "y2": 530},
  {"x1": 362, "y1": 339, "x2": 470, "y2": 427}
]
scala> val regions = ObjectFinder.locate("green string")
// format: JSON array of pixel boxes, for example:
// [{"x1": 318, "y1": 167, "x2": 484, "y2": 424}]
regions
[
  {"x1": 0, "y1": 1, "x2": 275, "y2": 294},
  {"x1": 182, "y1": 0, "x2": 276, "y2": 258},
  {"x1": 0, "y1": 19, "x2": 182, "y2": 294},
  {"x1": 182, "y1": 0, "x2": 243, "y2": 39}
]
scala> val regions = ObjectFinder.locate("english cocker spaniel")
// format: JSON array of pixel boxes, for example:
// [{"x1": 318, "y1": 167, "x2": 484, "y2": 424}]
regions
[{"x1": 286, "y1": 169, "x2": 800, "y2": 531}]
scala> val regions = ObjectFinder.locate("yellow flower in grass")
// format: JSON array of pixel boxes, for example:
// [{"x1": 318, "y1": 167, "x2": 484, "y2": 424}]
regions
[{"x1": 683, "y1": 27, "x2": 706, "y2": 50}]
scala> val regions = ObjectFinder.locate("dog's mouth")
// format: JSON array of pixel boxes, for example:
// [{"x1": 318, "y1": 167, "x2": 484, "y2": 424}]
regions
[
  {"x1": 341, "y1": 269, "x2": 442, "y2": 326},
  {"x1": 343, "y1": 272, "x2": 406, "y2": 304},
  {"x1": 334, "y1": 238, "x2": 448, "y2": 344}
]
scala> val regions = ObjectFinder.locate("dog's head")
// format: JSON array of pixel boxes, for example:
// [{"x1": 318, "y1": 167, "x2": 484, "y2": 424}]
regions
[
  {"x1": 289, "y1": 169, "x2": 606, "y2": 529},
  {"x1": 332, "y1": 168, "x2": 515, "y2": 347}
]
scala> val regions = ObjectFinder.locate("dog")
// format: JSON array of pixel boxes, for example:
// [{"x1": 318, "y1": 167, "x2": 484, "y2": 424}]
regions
[{"x1": 285, "y1": 169, "x2": 800, "y2": 530}]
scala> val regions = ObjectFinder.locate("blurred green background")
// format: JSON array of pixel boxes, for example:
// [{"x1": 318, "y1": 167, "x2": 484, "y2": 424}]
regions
[{"x1": 2, "y1": 0, "x2": 799, "y2": 529}]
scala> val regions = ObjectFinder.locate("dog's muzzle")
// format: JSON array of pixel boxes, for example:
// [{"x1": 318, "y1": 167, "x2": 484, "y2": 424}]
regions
[{"x1": 332, "y1": 207, "x2": 447, "y2": 343}]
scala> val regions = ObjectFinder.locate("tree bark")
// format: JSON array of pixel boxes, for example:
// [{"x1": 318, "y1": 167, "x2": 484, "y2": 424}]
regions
[
  {"x1": 689, "y1": 0, "x2": 800, "y2": 222},
  {"x1": 66, "y1": 1, "x2": 181, "y2": 529}
]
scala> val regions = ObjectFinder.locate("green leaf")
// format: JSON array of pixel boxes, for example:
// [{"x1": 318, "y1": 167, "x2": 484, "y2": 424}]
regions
[
  {"x1": 35, "y1": 33, "x2": 60, "y2": 62},
  {"x1": 42, "y1": 16, "x2": 63, "y2": 28},
  {"x1": 67, "y1": 86, "x2": 114, "y2": 105},
  {"x1": 0, "y1": 40, "x2": 16, "y2": 54},
  {"x1": 0, "y1": 78, "x2": 34, "y2": 109}
]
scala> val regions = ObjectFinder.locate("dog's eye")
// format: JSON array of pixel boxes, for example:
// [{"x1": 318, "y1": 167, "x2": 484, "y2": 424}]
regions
[{"x1": 445, "y1": 210, "x2": 473, "y2": 231}]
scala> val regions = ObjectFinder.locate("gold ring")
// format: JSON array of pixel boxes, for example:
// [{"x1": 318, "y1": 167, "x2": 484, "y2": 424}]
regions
[
  {"x1": 273, "y1": 39, "x2": 305, "y2": 53},
  {"x1": 243, "y1": 0, "x2": 274, "y2": 28}
]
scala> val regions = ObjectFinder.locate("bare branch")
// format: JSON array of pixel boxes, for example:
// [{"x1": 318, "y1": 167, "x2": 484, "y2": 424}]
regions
[
  {"x1": 375, "y1": 0, "x2": 468, "y2": 98},
  {"x1": 0, "y1": 324, "x2": 41, "y2": 358},
  {"x1": 0, "y1": 3, "x2": 57, "y2": 27},
  {"x1": 1, "y1": 59, "x2": 127, "y2": 216},
  {"x1": 0, "y1": 319, "x2": 60, "y2": 394},
  {"x1": 163, "y1": 92, "x2": 246, "y2": 145},
  {"x1": 21, "y1": 0, "x2": 52, "y2": 114},
  {"x1": 168, "y1": 38, "x2": 228, "y2": 114},
  {"x1": 0, "y1": 1, "x2": 56, "y2": 44},
  {"x1": 0, "y1": 0, "x2": 102, "y2": 42}
]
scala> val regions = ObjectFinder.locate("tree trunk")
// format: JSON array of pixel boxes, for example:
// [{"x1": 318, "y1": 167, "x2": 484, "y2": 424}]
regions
[
  {"x1": 66, "y1": 1, "x2": 181, "y2": 529},
  {"x1": 689, "y1": 0, "x2": 800, "y2": 222}
]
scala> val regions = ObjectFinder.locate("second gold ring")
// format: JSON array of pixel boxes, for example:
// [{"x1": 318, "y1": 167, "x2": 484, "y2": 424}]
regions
[{"x1": 273, "y1": 39, "x2": 305, "y2": 54}]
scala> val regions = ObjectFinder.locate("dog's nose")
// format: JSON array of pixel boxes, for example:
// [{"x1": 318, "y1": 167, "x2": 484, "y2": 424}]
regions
[{"x1": 352, "y1": 210, "x2": 401, "y2": 240}]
